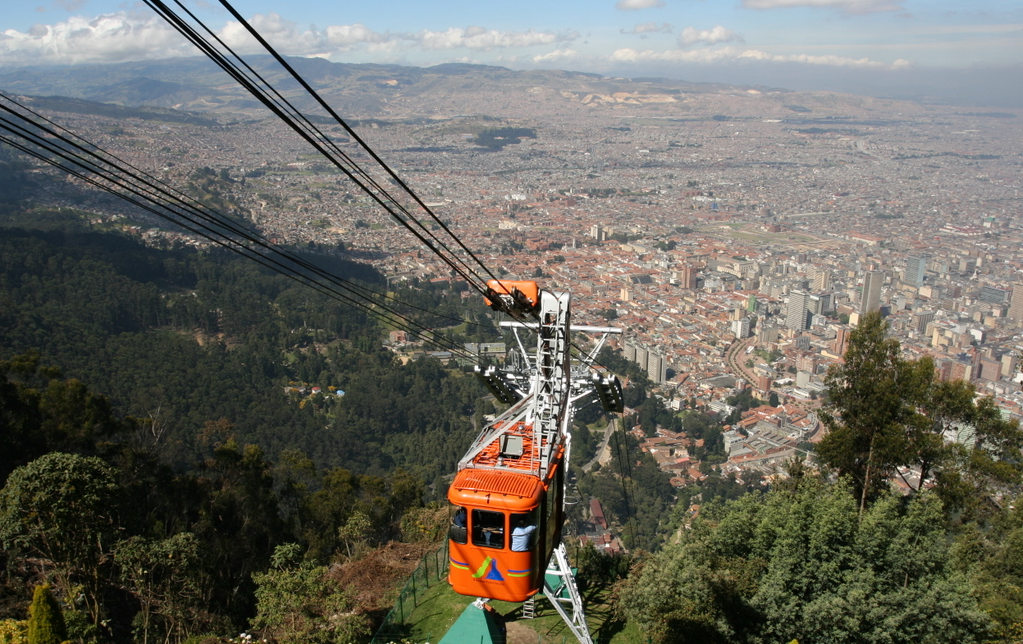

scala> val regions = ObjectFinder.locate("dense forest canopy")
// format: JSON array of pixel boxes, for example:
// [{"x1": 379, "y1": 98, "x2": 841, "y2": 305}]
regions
[
  {"x1": 0, "y1": 214, "x2": 488, "y2": 482},
  {"x1": 0, "y1": 197, "x2": 499, "y2": 642}
]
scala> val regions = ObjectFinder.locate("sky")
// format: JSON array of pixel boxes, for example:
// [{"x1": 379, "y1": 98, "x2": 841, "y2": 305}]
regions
[{"x1": 2, "y1": 0, "x2": 1023, "y2": 104}]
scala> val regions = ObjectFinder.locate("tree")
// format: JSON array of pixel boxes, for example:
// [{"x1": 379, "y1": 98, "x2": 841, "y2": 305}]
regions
[
  {"x1": 27, "y1": 585, "x2": 66, "y2": 644},
  {"x1": 114, "y1": 533, "x2": 204, "y2": 644},
  {"x1": 0, "y1": 619, "x2": 28, "y2": 644},
  {"x1": 337, "y1": 511, "x2": 371, "y2": 559},
  {"x1": 619, "y1": 478, "x2": 992, "y2": 643},
  {"x1": 817, "y1": 312, "x2": 1023, "y2": 519},
  {"x1": 927, "y1": 389, "x2": 1023, "y2": 521},
  {"x1": 0, "y1": 453, "x2": 118, "y2": 627},
  {"x1": 250, "y1": 544, "x2": 367, "y2": 644},
  {"x1": 816, "y1": 312, "x2": 925, "y2": 515}
]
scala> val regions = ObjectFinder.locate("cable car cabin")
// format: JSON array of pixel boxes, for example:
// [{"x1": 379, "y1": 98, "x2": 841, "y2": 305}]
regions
[{"x1": 448, "y1": 421, "x2": 565, "y2": 602}]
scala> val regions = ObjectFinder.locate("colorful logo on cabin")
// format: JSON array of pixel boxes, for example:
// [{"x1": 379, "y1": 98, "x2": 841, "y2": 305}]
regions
[
  {"x1": 452, "y1": 556, "x2": 529, "y2": 581},
  {"x1": 471, "y1": 556, "x2": 504, "y2": 581}
]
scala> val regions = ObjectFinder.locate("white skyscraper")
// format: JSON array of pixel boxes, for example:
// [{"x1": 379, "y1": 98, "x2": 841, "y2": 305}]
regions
[
  {"x1": 861, "y1": 271, "x2": 884, "y2": 315},
  {"x1": 786, "y1": 290, "x2": 810, "y2": 331}
]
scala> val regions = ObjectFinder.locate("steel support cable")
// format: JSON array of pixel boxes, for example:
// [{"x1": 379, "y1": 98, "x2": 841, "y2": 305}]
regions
[
  {"x1": 0, "y1": 114, "x2": 476, "y2": 359},
  {"x1": 0, "y1": 91, "x2": 487, "y2": 334},
  {"x1": 209, "y1": 0, "x2": 500, "y2": 286},
  {"x1": 142, "y1": 2, "x2": 489, "y2": 295},
  {"x1": 0, "y1": 129, "x2": 466, "y2": 359},
  {"x1": 610, "y1": 421, "x2": 637, "y2": 547},
  {"x1": 0, "y1": 131, "x2": 474, "y2": 360},
  {"x1": 144, "y1": 0, "x2": 494, "y2": 296},
  {"x1": 150, "y1": 0, "x2": 603, "y2": 354}
]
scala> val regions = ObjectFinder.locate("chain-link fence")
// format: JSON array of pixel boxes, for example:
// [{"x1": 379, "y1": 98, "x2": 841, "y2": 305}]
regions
[{"x1": 370, "y1": 542, "x2": 449, "y2": 644}]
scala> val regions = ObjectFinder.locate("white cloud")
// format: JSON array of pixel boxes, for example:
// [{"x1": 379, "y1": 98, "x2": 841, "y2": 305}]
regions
[
  {"x1": 741, "y1": 0, "x2": 903, "y2": 14},
  {"x1": 610, "y1": 45, "x2": 909, "y2": 68},
  {"x1": 611, "y1": 46, "x2": 744, "y2": 64},
  {"x1": 616, "y1": 0, "x2": 666, "y2": 10},
  {"x1": 411, "y1": 27, "x2": 577, "y2": 51},
  {"x1": 218, "y1": 13, "x2": 388, "y2": 54},
  {"x1": 533, "y1": 49, "x2": 580, "y2": 63},
  {"x1": 621, "y1": 22, "x2": 673, "y2": 34},
  {"x1": 0, "y1": 12, "x2": 577, "y2": 66},
  {"x1": 0, "y1": 13, "x2": 194, "y2": 65},
  {"x1": 679, "y1": 26, "x2": 743, "y2": 47},
  {"x1": 324, "y1": 24, "x2": 389, "y2": 48}
]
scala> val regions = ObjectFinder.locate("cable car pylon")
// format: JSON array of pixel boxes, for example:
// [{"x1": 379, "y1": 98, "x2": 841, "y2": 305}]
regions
[{"x1": 448, "y1": 280, "x2": 622, "y2": 644}]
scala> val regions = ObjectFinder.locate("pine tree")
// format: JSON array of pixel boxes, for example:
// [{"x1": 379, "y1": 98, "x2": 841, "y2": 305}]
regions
[{"x1": 27, "y1": 584, "x2": 67, "y2": 644}]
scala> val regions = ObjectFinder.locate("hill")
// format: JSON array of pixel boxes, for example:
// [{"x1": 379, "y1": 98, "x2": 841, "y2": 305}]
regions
[{"x1": 0, "y1": 56, "x2": 936, "y2": 124}]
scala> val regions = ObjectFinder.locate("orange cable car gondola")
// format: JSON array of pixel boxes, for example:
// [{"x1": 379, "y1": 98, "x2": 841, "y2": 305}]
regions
[{"x1": 448, "y1": 281, "x2": 571, "y2": 602}]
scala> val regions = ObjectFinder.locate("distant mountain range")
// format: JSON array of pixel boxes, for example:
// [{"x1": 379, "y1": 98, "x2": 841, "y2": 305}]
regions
[
  {"x1": 9, "y1": 56, "x2": 1013, "y2": 131},
  {"x1": 0, "y1": 56, "x2": 817, "y2": 121}
]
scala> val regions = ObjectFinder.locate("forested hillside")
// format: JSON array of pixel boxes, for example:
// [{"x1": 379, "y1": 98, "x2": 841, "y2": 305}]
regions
[
  {"x1": 0, "y1": 197, "x2": 497, "y2": 641},
  {"x1": 0, "y1": 214, "x2": 486, "y2": 482}
]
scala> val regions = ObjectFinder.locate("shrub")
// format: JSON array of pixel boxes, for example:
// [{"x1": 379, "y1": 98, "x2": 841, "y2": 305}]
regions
[{"x1": 27, "y1": 585, "x2": 67, "y2": 644}]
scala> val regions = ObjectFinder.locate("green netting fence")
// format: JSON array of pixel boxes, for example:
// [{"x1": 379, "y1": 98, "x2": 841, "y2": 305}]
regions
[{"x1": 370, "y1": 541, "x2": 449, "y2": 644}]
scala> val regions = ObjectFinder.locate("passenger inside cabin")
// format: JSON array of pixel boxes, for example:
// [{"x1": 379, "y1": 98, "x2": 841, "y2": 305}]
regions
[
  {"x1": 511, "y1": 516, "x2": 537, "y2": 551},
  {"x1": 449, "y1": 507, "x2": 468, "y2": 544},
  {"x1": 472, "y1": 509, "x2": 504, "y2": 549}
]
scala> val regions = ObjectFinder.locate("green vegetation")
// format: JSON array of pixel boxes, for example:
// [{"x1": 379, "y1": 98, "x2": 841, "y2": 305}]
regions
[
  {"x1": 27, "y1": 585, "x2": 66, "y2": 644},
  {"x1": 474, "y1": 128, "x2": 537, "y2": 149},
  {"x1": 0, "y1": 203, "x2": 493, "y2": 642},
  {"x1": 621, "y1": 477, "x2": 990, "y2": 644},
  {"x1": 818, "y1": 311, "x2": 1022, "y2": 519},
  {"x1": 251, "y1": 544, "x2": 367, "y2": 644}
]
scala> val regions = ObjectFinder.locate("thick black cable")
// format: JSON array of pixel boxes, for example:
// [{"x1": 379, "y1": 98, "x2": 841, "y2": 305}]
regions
[
  {"x1": 0, "y1": 127, "x2": 469, "y2": 358},
  {"x1": 146, "y1": 0, "x2": 613, "y2": 363},
  {"x1": 210, "y1": 0, "x2": 500, "y2": 285},
  {"x1": 144, "y1": 0, "x2": 486, "y2": 292},
  {"x1": 3, "y1": 134, "x2": 472, "y2": 358},
  {"x1": 145, "y1": 0, "x2": 493, "y2": 295},
  {"x1": 610, "y1": 419, "x2": 637, "y2": 548},
  {"x1": 0, "y1": 106, "x2": 477, "y2": 359},
  {"x1": 0, "y1": 91, "x2": 485, "y2": 333}
]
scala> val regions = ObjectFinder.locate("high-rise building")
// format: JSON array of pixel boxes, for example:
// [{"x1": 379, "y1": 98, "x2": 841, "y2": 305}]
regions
[
  {"x1": 979, "y1": 358, "x2": 1002, "y2": 382},
  {"x1": 906, "y1": 255, "x2": 928, "y2": 286},
  {"x1": 786, "y1": 290, "x2": 810, "y2": 331},
  {"x1": 635, "y1": 346, "x2": 649, "y2": 370},
  {"x1": 647, "y1": 353, "x2": 667, "y2": 383},
  {"x1": 860, "y1": 271, "x2": 884, "y2": 315},
  {"x1": 979, "y1": 285, "x2": 1010, "y2": 305},
  {"x1": 623, "y1": 344, "x2": 637, "y2": 362},
  {"x1": 833, "y1": 327, "x2": 850, "y2": 356},
  {"x1": 1010, "y1": 284, "x2": 1023, "y2": 324},
  {"x1": 808, "y1": 292, "x2": 834, "y2": 315},
  {"x1": 913, "y1": 311, "x2": 935, "y2": 334},
  {"x1": 732, "y1": 318, "x2": 751, "y2": 339},
  {"x1": 811, "y1": 267, "x2": 832, "y2": 292},
  {"x1": 589, "y1": 224, "x2": 606, "y2": 241},
  {"x1": 1002, "y1": 353, "x2": 1018, "y2": 378}
]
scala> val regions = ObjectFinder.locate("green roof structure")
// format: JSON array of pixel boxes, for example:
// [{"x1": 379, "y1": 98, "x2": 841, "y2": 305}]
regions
[{"x1": 438, "y1": 603, "x2": 506, "y2": 644}]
